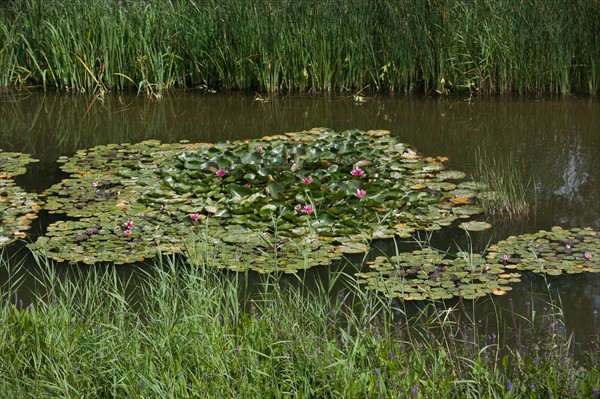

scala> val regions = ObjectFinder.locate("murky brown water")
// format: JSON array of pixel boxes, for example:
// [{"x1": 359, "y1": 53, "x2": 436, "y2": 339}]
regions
[{"x1": 1, "y1": 90, "x2": 599, "y2": 349}]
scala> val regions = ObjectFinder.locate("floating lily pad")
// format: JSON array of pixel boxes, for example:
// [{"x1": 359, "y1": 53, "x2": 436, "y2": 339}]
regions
[
  {"x1": 436, "y1": 170, "x2": 467, "y2": 181},
  {"x1": 30, "y1": 128, "x2": 487, "y2": 268},
  {"x1": 459, "y1": 221, "x2": 492, "y2": 231},
  {"x1": 0, "y1": 150, "x2": 39, "y2": 179},
  {"x1": 1, "y1": 150, "x2": 41, "y2": 246},
  {"x1": 358, "y1": 226, "x2": 599, "y2": 300},
  {"x1": 453, "y1": 205, "x2": 485, "y2": 217},
  {"x1": 184, "y1": 224, "x2": 344, "y2": 273},
  {"x1": 486, "y1": 226, "x2": 599, "y2": 275}
]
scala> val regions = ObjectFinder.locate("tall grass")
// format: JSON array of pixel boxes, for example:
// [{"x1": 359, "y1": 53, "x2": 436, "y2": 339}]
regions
[
  {"x1": 1, "y1": 246, "x2": 598, "y2": 398},
  {"x1": 0, "y1": 0, "x2": 598, "y2": 96},
  {"x1": 472, "y1": 148, "x2": 531, "y2": 219}
]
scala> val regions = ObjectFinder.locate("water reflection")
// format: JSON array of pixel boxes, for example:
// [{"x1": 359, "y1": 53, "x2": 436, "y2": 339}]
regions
[{"x1": 554, "y1": 146, "x2": 588, "y2": 200}]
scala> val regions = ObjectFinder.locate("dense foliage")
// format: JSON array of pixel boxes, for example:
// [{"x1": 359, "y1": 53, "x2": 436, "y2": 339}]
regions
[
  {"x1": 29, "y1": 129, "x2": 482, "y2": 267},
  {"x1": 1, "y1": 255, "x2": 598, "y2": 398},
  {"x1": 1, "y1": 0, "x2": 598, "y2": 95}
]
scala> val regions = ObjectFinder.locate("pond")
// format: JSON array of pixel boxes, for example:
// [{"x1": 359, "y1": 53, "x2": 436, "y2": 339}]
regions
[{"x1": 1, "y1": 90, "x2": 599, "y2": 349}]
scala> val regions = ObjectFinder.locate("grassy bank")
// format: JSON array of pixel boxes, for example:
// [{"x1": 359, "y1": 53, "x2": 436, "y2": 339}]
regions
[
  {"x1": 1, "y1": 0, "x2": 598, "y2": 96},
  {"x1": 1, "y1": 250, "x2": 598, "y2": 398}
]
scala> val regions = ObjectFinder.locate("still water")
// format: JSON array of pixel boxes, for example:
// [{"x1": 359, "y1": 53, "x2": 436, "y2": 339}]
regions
[{"x1": 1, "y1": 90, "x2": 599, "y2": 348}]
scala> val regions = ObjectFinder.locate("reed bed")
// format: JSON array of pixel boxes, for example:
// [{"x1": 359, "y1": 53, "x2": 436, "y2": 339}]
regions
[
  {"x1": 1, "y1": 247, "x2": 598, "y2": 398},
  {"x1": 0, "y1": 0, "x2": 598, "y2": 96},
  {"x1": 472, "y1": 148, "x2": 531, "y2": 219}
]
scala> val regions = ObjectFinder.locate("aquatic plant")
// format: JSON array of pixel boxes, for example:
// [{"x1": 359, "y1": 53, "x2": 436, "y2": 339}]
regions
[
  {"x1": 30, "y1": 128, "x2": 483, "y2": 268},
  {"x1": 6, "y1": 128, "x2": 600, "y2": 301},
  {"x1": 23, "y1": 128, "x2": 600, "y2": 301},
  {"x1": 360, "y1": 246, "x2": 519, "y2": 301},
  {"x1": 486, "y1": 226, "x2": 600, "y2": 276},
  {"x1": 472, "y1": 149, "x2": 530, "y2": 218},
  {"x1": 359, "y1": 226, "x2": 599, "y2": 300},
  {"x1": 0, "y1": 150, "x2": 40, "y2": 246},
  {"x1": 1, "y1": 0, "x2": 598, "y2": 95}
]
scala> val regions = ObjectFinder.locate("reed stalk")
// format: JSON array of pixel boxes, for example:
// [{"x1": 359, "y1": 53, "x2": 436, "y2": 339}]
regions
[
  {"x1": 473, "y1": 148, "x2": 531, "y2": 219},
  {"x1": 0, "y1": 0, "x2": 598, "y2": 96}
]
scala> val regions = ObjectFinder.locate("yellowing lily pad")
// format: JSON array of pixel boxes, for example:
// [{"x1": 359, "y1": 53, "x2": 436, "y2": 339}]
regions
[{"x1": 458, "y1": 221, "x2": 492, "y2": 231}]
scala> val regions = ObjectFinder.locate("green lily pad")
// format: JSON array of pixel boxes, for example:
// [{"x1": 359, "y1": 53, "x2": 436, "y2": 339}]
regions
[
  {"x1": 0, "y1": 150, "x2": 39, "y2": 178},
  {"x1": 458, "y1": 221, "x2": 492, "y2": 231},
  {"x1": 486, "y1": 226, "x2": 599, "y2": 276},
  {"x1": 1, "y1": 150, "x2": 41, "y2": 246},
  {"x1": 359, "y1": 226, "x2": 600, "y2": 300},
  {"x1": 437, "y1": 170, "x2": 467, "y2": 180},
  {"x1": 453, "y1": 205, "x2": 485, "y2": 217},
  {"x1": 29, "y1": 128, "x2": 490, "y2": 267}
]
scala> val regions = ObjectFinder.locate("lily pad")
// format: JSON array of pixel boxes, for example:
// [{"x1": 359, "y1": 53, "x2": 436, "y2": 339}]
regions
[
  {"x1": 29, "y1": 128, "x2": 487, "y2": 268},
  {"x1": 458, "y1": 221, "x2": 492, "y2": 231},
  {"x1": 486, "y1": 226, "x2": 599, "y2": 275},
  {"x1": 358, "y1": 226, "x2": 600, "y2": 300},
  {"x1": 184, "y1": 224, "x2": 344, "y2": 273},
  {"x1": 1, "y1": 150, "x2": 41, "y2": 246},
  {"x1": 0, "y1": 150, "x2": 39, "y2": 179}
]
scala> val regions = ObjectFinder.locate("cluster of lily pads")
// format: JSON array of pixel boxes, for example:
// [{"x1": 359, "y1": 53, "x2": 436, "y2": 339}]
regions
[
  {"x1": 486, "y1": 226, "x2": 599, "y2": 275},
  {"x1": 29, "y1": 128, "x2": 486, "y2": 267},
  {"x1": 0, "y1": 150, "x2": 40, "y2": 246},
  {"x1": 2, "y1": 129, "x2": 600, "y2": 301},
  {"x1": 359, "y1": 226, "x2": 598, "y2": 300}
]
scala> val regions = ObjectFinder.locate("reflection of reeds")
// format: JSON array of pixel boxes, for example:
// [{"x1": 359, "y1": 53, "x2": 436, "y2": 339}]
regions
[
  {"x1": 473, "y1": 148, "x2": 530, "y2": 219},
  {"x1": 1, "y1": 249, "x2": 597, "y2": 397},
  {"x1": 1, "y1": 0, "x2": 598, "y2": 95}
]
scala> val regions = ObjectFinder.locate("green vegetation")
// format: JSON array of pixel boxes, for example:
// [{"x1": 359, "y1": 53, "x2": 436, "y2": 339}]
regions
[
  {"x1": 1, "y1": 250, "x2": 598, "y2": 398},
  {"x1": 0, "y1": 150, "x2": 40, "y2": 245},
  {"x1": 3, "y1": 131, "x2": 599, "y2": 302},
  {"x1": 473, "y1": 149, "x2": 530, "y2": 219},
  {"x1": 359, "y1": 227, "x2": 599, "y2": 300},
  {"x1": 1, "y1": 0, "x2": 598, "y2": 95},
  {"x1": 28, "y1": 129, "x2": 483, "y2": 266}
]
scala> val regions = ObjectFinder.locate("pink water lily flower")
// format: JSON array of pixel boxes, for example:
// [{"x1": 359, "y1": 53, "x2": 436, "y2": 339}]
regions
[
  {"x1": 256, "y1": 145, "x2": 264, "y2": 153},
  {"x1": 355, "y1": 189, "x2": 366, "y2": 199},
  {"x1": 244, "y1": 183, "x2": 252, "y2": 188},
  {"x1": 301, "y1": 204, "x2": 314, "y2": 214},
  {"x1": 302, "y1": 176, "x2": 313, "y2": 185},
  {"x1": 584, "y1": 252, "x2": 592, "y2": 261},
  {"x1": 350, "y1": 167, "x2": 365, "y2": 177},
  {"x1": 294, "y1": 204, "x2": 302, "y2": 212},
  {"x1": 190, "y1": 213, "x2": 200, "y2": 221},
  {"x1": 124, "y1": 229, "x2": 132, "y2": 236},
  {"x1": 215, "y1": 169, "x2": 227, "y2": 177},
  {"x1": 125, "y1": 219, "x2": 134, "y2": 228},
  {"x1": 92, "y1": 182, "x2": 99, "y2": 188}
]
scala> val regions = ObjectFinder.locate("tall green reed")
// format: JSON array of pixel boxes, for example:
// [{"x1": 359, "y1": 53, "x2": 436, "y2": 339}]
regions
[
  {"x1": 1, "y1": 0, "x2": 598, "y2": 96},
  {"x1": 472, "y1": 147, "x2": 531, "y2": 219}
]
